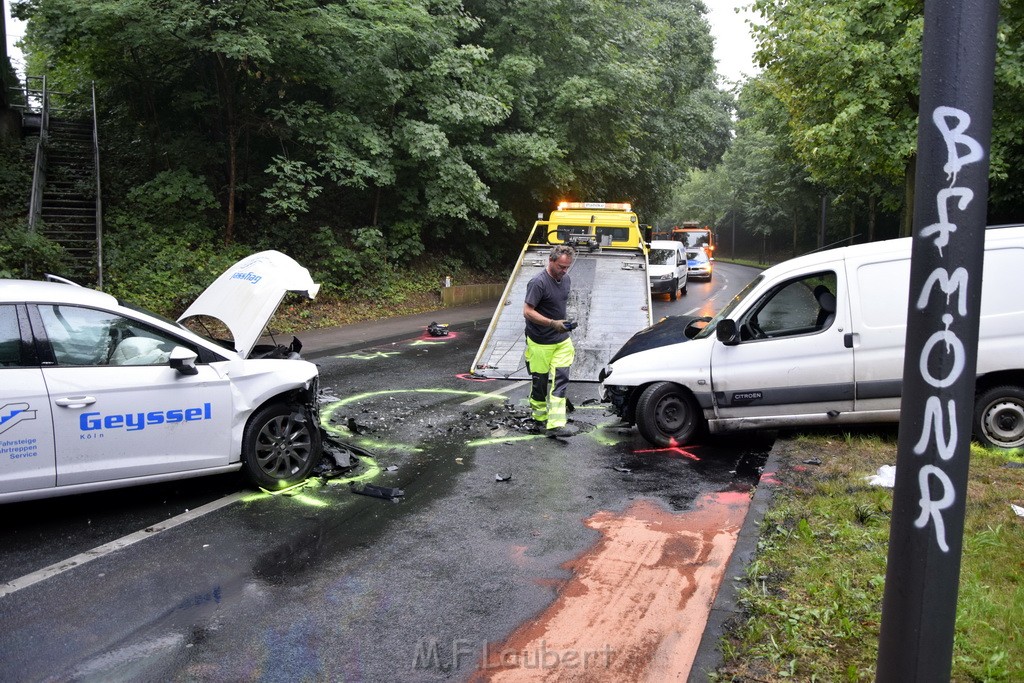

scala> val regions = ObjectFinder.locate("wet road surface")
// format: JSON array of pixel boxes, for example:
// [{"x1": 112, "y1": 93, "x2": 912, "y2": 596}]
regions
[{"x1": 0, "y1": 262, "x2": 772, "y2": 681}]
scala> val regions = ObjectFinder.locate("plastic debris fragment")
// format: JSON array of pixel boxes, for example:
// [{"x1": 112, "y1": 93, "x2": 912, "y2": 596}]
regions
[
  {"x1": 350, "y1": 482, "x2": 404, "y2": 500},
  {"x1": 865, "y1": 465, "x2": 896, "y2": 488}
]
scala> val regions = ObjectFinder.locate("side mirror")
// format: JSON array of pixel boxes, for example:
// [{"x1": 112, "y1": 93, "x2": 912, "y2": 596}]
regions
[
  {"x1": 169, "y1": 346, "x2": 199, "y2": 375},
  {"x1": 716, "y1": 319, "x2": 740, "y2": 346}
]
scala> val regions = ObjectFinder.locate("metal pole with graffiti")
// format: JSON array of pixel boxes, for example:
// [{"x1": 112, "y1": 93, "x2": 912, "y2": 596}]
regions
[{"x1": 876, "y1": 1, "x2": 998, "y2": 680}]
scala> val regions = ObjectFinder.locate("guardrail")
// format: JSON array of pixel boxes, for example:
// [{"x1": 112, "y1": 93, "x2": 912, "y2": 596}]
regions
[{"x1": 440, "y1": 283, "x2": 503, "y2": 307}]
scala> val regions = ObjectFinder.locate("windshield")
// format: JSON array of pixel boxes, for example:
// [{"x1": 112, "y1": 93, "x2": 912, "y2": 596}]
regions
[
  {"x1": 693, "y1": 274, "x2": 763, "y2": 339},
  {"x1": 649, "y1": 248, "x2": 675, "y2": 265},
  {"x1": 676, "y1": 231, "x2": 710, "y2": 249}
]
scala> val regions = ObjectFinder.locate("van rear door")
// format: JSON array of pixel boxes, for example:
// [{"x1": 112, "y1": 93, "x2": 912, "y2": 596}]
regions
[
  {"x1": 844, "y1": 250, "x2": 911, "y2": 413},
  {"x1": 709, "y1": 267, "x2": 855, "y2": 424}
]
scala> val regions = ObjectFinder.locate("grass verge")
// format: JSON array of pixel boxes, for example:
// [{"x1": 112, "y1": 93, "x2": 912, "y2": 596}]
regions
[{"x1": 714, "y1": 430, "x2": 1024, "y2": 682}]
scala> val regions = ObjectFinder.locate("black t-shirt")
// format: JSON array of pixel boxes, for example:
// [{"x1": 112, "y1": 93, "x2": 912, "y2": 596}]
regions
[{"x1": 525, "y1": 269, "x2": 571, "y2": 344}]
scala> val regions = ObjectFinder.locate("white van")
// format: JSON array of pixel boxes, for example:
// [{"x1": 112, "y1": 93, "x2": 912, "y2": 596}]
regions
[
  {"x1": 600, "y1": 225, "x2": 1024, "y2": 449},
  {"x1": 647, "y1": 240, "x2": 688, "y2": 300}
]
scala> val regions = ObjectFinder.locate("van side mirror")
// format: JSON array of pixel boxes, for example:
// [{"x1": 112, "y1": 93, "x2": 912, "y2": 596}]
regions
[
  {"x1": 169, "y1": 346, "x2": 199, "y2": 375},
  {"x1": 716, "y1": 319, "x2": 740, "y2": 345}
]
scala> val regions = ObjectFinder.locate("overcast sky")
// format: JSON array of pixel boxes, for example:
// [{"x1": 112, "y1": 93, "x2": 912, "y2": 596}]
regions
[
  {"x1": 4, "y1": 0, "x2": 26, "y2": 77},
  {"x1": 706, "y1": 1, "x2": 760, "y2": 85},
  {"x1": 5, "y1": 1, "x2": 758, "y2": 86}
]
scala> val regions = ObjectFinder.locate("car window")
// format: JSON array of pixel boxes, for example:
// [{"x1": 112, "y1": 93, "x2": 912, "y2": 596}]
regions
[
  {"x1": 742, "y1": 271, "x2": 837, "y2": 339},
  {"x1": 0, "y1": 305, "x2": 22, "y2": 367},
  {"x1": 37, "y1": 305, "x2": 183, "y2": 366}
]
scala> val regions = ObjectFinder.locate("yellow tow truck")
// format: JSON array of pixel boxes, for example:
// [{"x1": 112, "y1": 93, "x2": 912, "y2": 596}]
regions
[{"x1": 471, "y1": 202, "x2": 653, "y2": 381}]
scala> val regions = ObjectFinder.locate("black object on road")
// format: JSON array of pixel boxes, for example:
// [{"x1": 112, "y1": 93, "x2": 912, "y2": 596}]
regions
[{"x1": 350, "y1": 483, "x2": 405, "y2": 500}]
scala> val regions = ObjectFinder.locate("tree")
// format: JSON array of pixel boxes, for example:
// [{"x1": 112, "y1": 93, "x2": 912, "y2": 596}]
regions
[
  {"x1": 750, "y1": 0, "x2": 922, "y2": 236},
  {"x1": 14, "y1": 0, "x2": 732, "y2": 285}
]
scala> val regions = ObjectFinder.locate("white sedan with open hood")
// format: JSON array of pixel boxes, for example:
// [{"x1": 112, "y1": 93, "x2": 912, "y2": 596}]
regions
[{"x1": 0, "y1": 251, "x2": 323, "y2": 503}]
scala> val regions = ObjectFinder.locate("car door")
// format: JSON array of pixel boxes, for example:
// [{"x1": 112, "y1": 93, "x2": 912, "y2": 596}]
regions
[
  {"x1": 30, "y1": 303, "x2": 234, "y2": 486},
  {"x1": 710, "y1": 269, "x2": 855, "y2": 421},
  {"x1": 676, "y1": 245, "x2": 688, "y2": 287},
  {"x1": 844, "y1": 252, "x2": 911, "y2": 412},
  {"x1": 0, "y1": 304, "x2": 57, "y2": 495}
]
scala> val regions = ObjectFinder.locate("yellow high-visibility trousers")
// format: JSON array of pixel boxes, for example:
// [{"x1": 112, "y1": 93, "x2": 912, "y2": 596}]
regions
[{"x1": 525, "y1": 337, "x2": 575, "y2": 429}]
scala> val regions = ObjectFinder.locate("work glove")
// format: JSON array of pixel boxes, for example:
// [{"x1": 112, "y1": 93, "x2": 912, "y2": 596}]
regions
[{"x1": 549, "y1": 319, "x2": 569, "y2": 333}]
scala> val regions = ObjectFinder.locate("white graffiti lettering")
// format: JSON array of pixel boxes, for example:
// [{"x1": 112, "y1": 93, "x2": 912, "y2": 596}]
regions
[
  {"x1": 912, "y1": 105, "x2": 982, "y2": 553},
  {"x1": 920, "y1": 188, "x2": 973, "y2": 255},
  {"x1": 914, "y1": 465, "x2": 956, "y2": 552},
  {"x1": 917, "y1": 267, "x2": 969, "y2": 316},
  {"x1": 918, "y1": 315, "x2": 965, "y2": 388},
  {"x1": 932, "y1": 106, "x2": 984, "y2": 185},
  {"x1": 913, "y1": 396, "x2": 958, "y2": 460}
]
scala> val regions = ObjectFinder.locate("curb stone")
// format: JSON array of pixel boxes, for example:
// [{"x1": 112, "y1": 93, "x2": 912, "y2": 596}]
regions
[{"x1": 688, "y1": 444, "x2": 788, "y2": 681}]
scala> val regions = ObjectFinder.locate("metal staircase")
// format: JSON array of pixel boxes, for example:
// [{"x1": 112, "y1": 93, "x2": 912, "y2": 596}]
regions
[{"x1": 19, "y1": 76, "x2": 104, "y2": 287}]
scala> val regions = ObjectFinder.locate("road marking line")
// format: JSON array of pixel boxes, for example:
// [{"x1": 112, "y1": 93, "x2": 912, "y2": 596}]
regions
[
  {"x1": 460, "y1": 380, "x2": 528, "y2": 405},
  {"x1": 0, "y1": 491, "x2": 245, "y2": 599}
]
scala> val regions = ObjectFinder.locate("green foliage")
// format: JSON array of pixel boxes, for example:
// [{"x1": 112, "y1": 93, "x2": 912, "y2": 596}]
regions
[
  {"x1": 14, "y1": 0, "x2": 731, "y2": 306},
  {"x1": 0, "y1": 223, "x2": 70, "y2": 279},
  {"x1": 720, "y1": 435, "x2": 1024, "y2": 682},
  {"x1": 124, "y1": 169, "x2": 220, "y2": 223},
  {"x1": 0, "y1": 138, "x2": 67, "y2": 278}
]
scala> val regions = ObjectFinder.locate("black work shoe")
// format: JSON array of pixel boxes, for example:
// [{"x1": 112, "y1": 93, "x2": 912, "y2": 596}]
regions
[{"x1": 545, "y1": 424, "x2": 578, "y2": 438}]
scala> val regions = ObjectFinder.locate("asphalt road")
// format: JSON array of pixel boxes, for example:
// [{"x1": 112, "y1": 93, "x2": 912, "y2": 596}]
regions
[{"x1": 0, "y1": 261, "x2": 767, "y2": 681}]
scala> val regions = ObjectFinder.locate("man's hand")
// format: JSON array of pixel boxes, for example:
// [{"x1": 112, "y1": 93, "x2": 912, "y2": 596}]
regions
[{"x1": 549, "y1": 319, "x2": 569, "y2": 333}]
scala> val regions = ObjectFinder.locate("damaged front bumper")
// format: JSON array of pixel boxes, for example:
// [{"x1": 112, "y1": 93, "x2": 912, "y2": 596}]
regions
[{"x1": 601, "y1": 383, "x2": 635, "y2": 424}]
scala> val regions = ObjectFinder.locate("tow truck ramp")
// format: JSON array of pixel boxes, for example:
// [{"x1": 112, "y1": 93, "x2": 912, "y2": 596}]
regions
[{"x1": 471, "y1": 203, "x2": 653, "y2": 382}]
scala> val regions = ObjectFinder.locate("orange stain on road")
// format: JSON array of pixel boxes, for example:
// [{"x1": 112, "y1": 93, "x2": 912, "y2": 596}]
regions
[{"x1": 473, "y1": 490, "x2": 750, "y2": 681}]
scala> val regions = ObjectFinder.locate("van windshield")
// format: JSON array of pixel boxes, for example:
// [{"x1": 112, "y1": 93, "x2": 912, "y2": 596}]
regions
[
  {"x1": 693, "y1": 275, "x2": 763, "y2": 340},
  {"x1": 649, "y1": 248, "x2": 675, "y2": 265}
]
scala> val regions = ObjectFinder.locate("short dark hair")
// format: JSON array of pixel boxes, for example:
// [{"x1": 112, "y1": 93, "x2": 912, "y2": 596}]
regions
[{"x1": 549, "y1": 245, "x2": 576, "y2": 262}]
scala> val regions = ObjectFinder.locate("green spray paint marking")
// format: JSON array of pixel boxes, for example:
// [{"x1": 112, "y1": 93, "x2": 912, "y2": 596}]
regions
[
  {"x1": 334, "y1": 351, "x2": 401, "y2": 360},
  {"x1": 320, "y1": 388, "x2": 508, "y2": 436},
  {"x1": 240, "y1": 453, "x2": 382, "y2": 504},
  {"x1": 320, "y1": 387, "x2": 619, "y2": 456},
  {"x1": 465, "y1": 433, "x2": 546, "y2": 447}
]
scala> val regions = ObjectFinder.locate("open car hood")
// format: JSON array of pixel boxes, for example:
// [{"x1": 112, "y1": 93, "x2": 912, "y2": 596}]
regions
[{"x1": 178, "y1": 250, "x2": 320, "y2": 358}]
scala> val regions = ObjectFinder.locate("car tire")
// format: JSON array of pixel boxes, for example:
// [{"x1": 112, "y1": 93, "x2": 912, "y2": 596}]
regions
[
  {"x1": 669, "y1": 279, "x2": 678, "y2": 301},
  {"x1": 681, "y1": 281, "x2": 687, "y2": 295},
  {"x1": 974, "y1": 385, "x2": 1024, "y2": 449},
  {"x1": 242, "y1": 403, "x2": 323, "y2": 488},
  {"x1": 635, "y1": 382, "x2": 703, "y2": 447}
]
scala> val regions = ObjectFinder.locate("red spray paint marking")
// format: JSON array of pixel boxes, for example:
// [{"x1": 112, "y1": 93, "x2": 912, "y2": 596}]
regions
[
  {"x1": 633, "y1": 438, "x2": 701, "y2": 462},
  {"x1": 456, "y1": 373, "x2": 495, "y2": 382}
]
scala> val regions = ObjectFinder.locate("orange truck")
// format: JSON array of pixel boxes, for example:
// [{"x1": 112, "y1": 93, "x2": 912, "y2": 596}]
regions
[{"x1": 669, "y1": 221, "x2": 714, "y2": 255}]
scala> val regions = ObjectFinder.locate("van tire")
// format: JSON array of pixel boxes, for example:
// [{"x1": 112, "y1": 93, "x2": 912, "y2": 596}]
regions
[
  {"x1": 635, "y1": 382, "x2": 702, "y2": 447},
  {"x1": 670, "y1": 280, "x2": 678, "y2": 301},
  {"x1": 242, "y1": 403, "x2": 323, "y2": 488},
  {"x1": 681, "y1": 281, "x2": 687, "y2": 295},
  {"x1": 974, "y1": 385, "x2": 1024, "y2": 449}
]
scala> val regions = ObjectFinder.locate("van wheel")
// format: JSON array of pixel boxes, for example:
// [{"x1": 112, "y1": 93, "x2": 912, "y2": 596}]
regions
[
  {"x1": 974, "y1": 385, "x2": 1024, "y2": 449},
  {"x1": 242, "y1": 403, "x2": 323, "y2": 489},
  {"x1": 669, "y1": 280, "x2": 678, "y2": 301},
  {"x1": 681, "y1": 282, "x2": 687, "y2": 295},
  {"x1": 635, "y1": 382, "x2": 702, "y2": 447}
]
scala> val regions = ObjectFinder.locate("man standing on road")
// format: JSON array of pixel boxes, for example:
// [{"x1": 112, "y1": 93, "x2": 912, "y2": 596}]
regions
[{"x1": 523, "y1": 245, "x2": 577, "y2": 437}]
